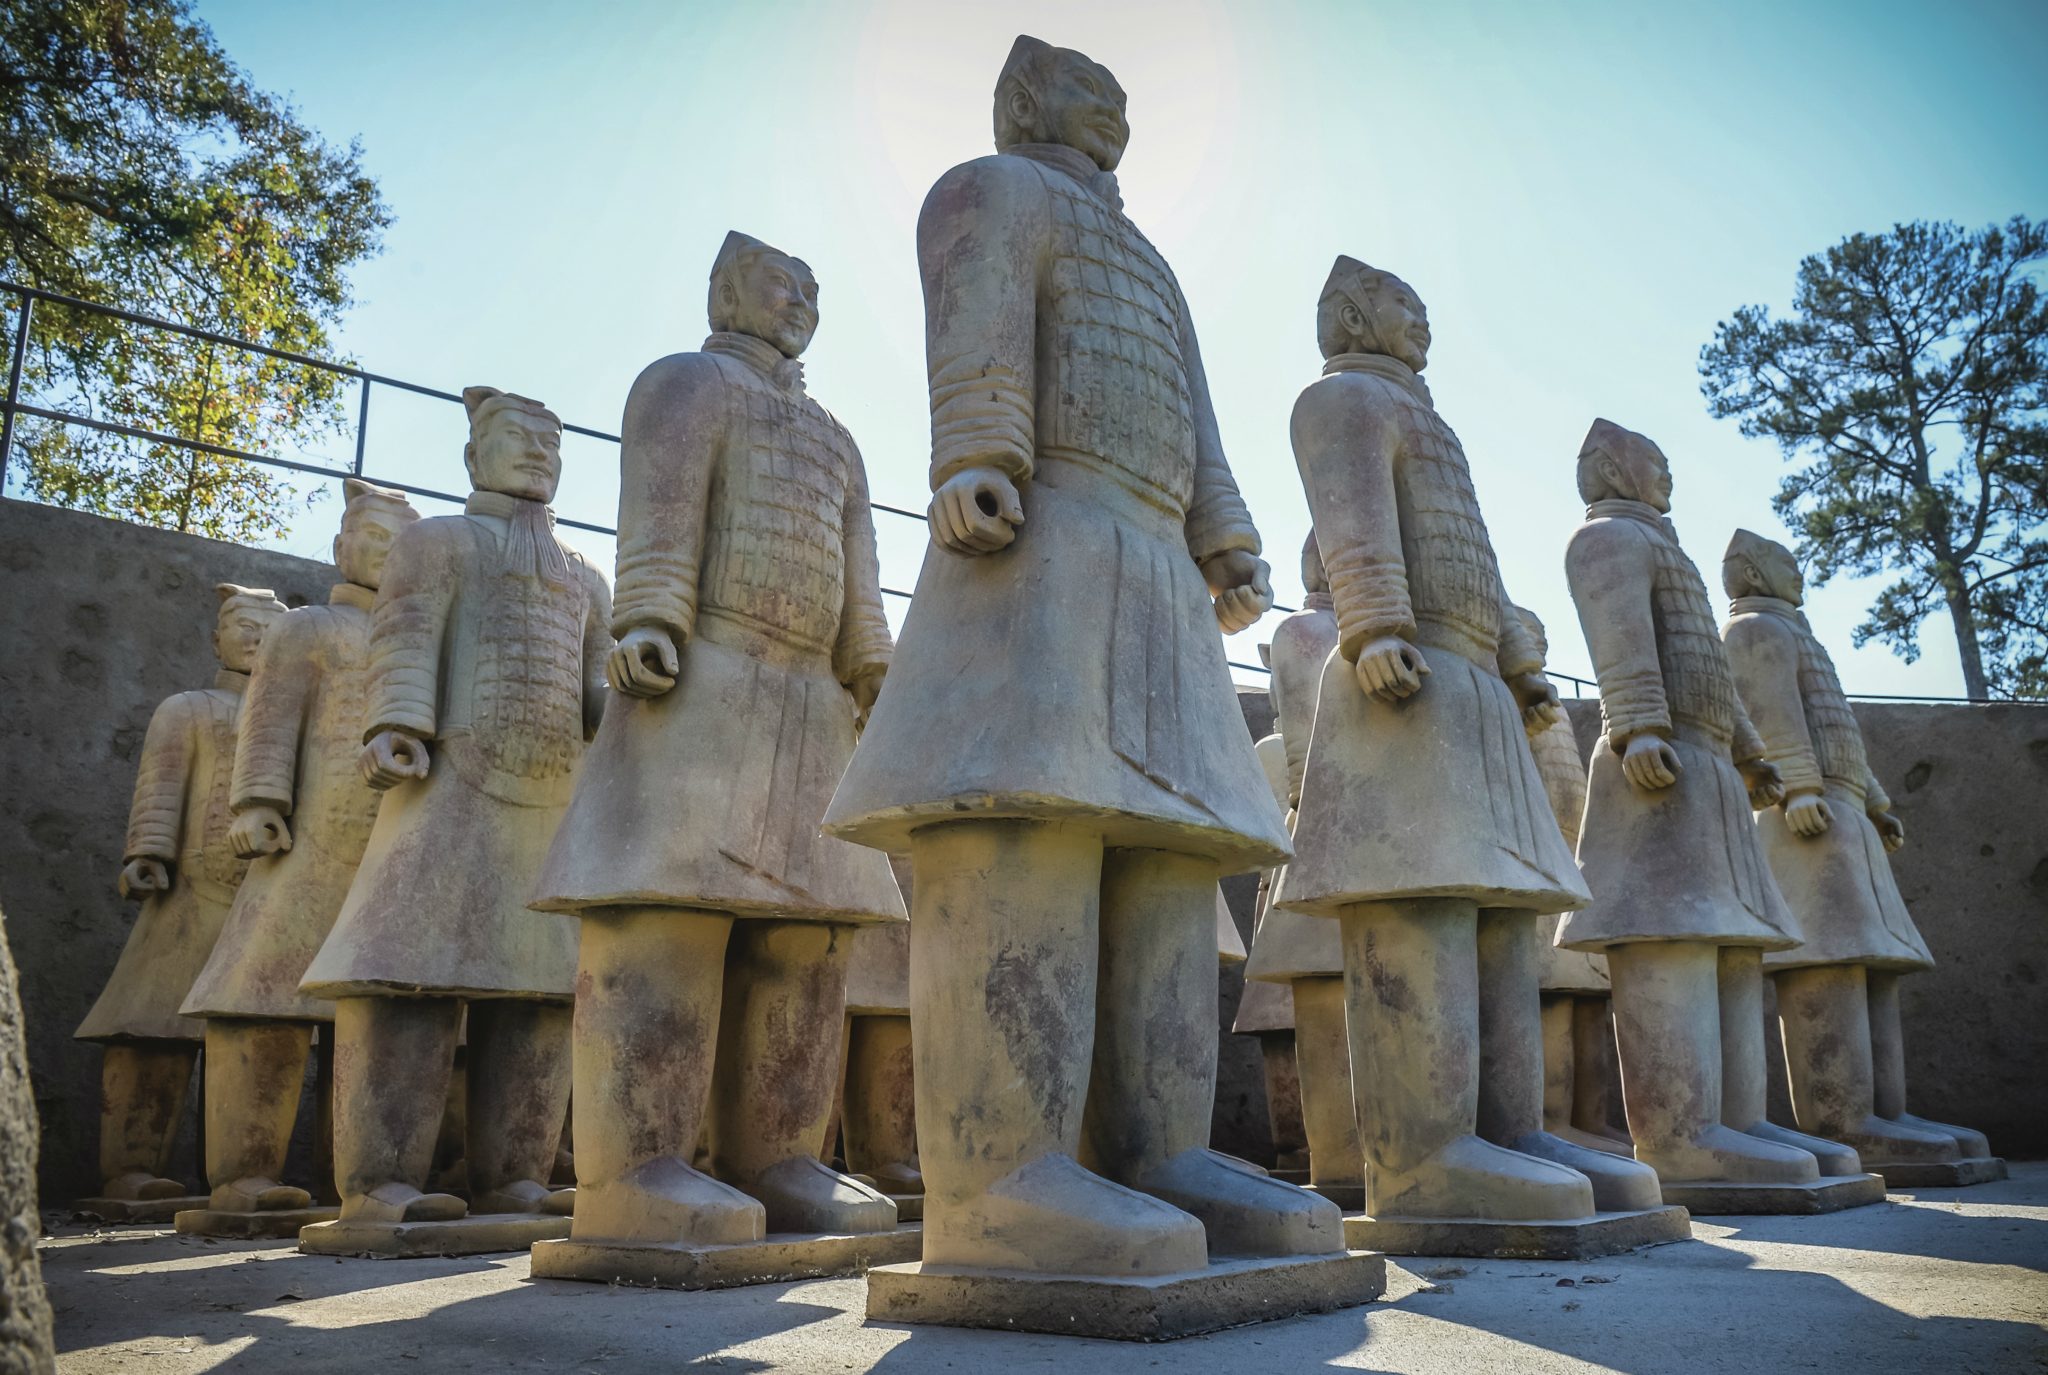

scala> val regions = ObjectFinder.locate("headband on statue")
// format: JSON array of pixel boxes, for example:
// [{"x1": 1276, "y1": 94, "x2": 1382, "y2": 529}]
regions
[
  {"x1": 341, "y1": 477, "x2": 419, "y2": 524},
  {"x1": 462, "y1": 385, "x2": 559, "y2": 437}
]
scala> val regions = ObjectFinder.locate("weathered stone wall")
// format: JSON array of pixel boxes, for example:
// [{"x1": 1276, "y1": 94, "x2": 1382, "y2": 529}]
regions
[
  {"x1": 1566, "y1": 696, "x2": 2048, "y2": 1158},
  {"x1": 0, "y1": 499, "x2": 336, "y2": 1202},
  {"x1": 0, "y1": 904, "x2": 54, "y2": 1373}
]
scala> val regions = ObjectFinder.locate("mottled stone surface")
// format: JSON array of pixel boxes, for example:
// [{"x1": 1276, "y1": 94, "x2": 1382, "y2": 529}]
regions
[{"x1": 0, "y1": 903, "x2": 53, "y2": 1373}]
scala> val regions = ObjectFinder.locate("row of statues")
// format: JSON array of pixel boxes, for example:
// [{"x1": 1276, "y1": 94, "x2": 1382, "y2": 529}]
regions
[{"x1": 71, "y1": 32, "x2": 1997, "y2": 1339}]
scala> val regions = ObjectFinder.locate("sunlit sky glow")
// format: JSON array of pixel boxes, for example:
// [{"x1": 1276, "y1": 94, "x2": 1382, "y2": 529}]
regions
[{"x1": 131, "y1": 1, "x2": 2048, "y2": 695}]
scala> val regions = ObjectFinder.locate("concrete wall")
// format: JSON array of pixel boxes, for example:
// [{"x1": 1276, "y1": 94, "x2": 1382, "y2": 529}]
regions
[{"x1": 0, "y1": 499, "x2": 336, "y2": 1202}]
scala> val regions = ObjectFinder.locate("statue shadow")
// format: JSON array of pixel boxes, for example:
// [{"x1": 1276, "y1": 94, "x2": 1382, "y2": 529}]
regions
[{"x1": 1698, "y1": 1177, "x2": 2048, "y2": 1274}]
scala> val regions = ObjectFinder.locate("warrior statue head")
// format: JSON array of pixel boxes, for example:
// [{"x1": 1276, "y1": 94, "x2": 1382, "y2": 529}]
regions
[
  {"x1": 1301, "y1": 528, "x2": 1329, "y2": 596},
  {"x1": 462, "y1": 386, "x2": 563, "y2": 504},
  {"x1": 708, "y1": 230, "x2": 819, "y2": 360},
  {"x1": 1576, "y1": 418, "x2": 1672, "y2": 513},
  {"x1": 994, "y1": 35, "x2": 1129, "y2": 171},
  {"x1": 1514, "y1": 603, "x2": 1550, "y2": 660},
  {"x1": 1317, "y1": 256, "x2": 1431, "y2": 372},
  {"x1": 335, "y1": 478, "x2": 420, "y2": 593},
  {"x1": 212, "y1": 583, "x2": 286, "y2": 673},
  {"x1": 1722, "y1": 528, "x2": 1804, "y2": 604}
]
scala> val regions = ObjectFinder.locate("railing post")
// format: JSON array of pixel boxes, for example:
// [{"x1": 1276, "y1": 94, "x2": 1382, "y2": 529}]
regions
[
  {"x1": 353, "y1": 376, "x2": 371, "y2": 476},
  {"x1": 0, "y1": 292, "x2": 34, "y2": 495}
]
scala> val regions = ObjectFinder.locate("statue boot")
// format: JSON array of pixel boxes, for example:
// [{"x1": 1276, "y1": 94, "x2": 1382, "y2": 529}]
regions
[
  {"x1": 1291, "y1": 976, "x2": 1365, "y2": 1200},
  {"x1": 708, "y1": 922, "x2": 895, "y2": 1235},
  {"x1": 911, "y1": 821, "x2": 1209, "y2": 1277},
  {"x1": 1479, "y1": 909, "x2": 1663, "y2": 1212},
  {"x1": 1087, "y1": 848, "x2": 1341, "y2": 1257},
  {"x1": 465, "y1": 1000, "x2": 575, "y2": 1215},
  {"x1": 1775, "y1": 964, "x2": 1959, "y2": 1163},
  {"x1": 331, "y1": 997, "x2": 467, "y2": 1223},
  {"x1": 97, "y1": 1041, "x2": 197, "y2": 1199},
  {"x1": 1867, "y1": 971, "x2": 1994, "y2": 1157},
  {"x1": 1718, "y1": 949, "x2": 1862, "y2": 1176},
  {"x1": 1608, "y1": 943, "x2": 1818, "y2": 1184},
  {"x1": 1541, "y1": 996, "x2": 1631, "y2": 1156},
  {"x1": 203, "y1": 1019, "x2": 314, "y2": 1211},
  {"x1": 1340, "y1": 899, "x2": 1597, "y2": 1220},
  {"x1": 842, "y1": 1013, "x2": 921, "y2": 1197},
  {"x1": 569, "y1": 907, "x2": 763, "y2": 1246}
]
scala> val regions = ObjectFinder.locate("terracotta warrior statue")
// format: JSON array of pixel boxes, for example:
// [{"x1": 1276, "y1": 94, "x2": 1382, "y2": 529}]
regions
[
  {"x1": 299, "y1": 388, "x2": 611, "y2": 1225},
  {"x1": 1721, "y1": 530, "x2": 1999, "y2": 1177},
  {"x1": 1242, "y1": 532, "x2": 1361, "y2": 1205},
  {"x1": 841, "y1": 909, "x2": 919, "y2": 1206},
  {"x1": 180, "y1": 482, "x2": 419, "y2": 1216},
  {"x1": 1559, "y1": 419, "x2": 1861, "y2": 1192},
  {"x1": 1282, "y1": 257, "x2": 1627, "y2": 1228},
  {"x1": 75, "y1": 583, "x2": 286, "y2": 1203},
  {"x1": 1233, "y1": 731, "x2": 1307, "y2": 1176},
  {"x1": 1516, "y1": 605, "x2": 1630, "y2": 1156},
  {"x1": 825, "y1": 36, "x2": 1333, "y2": 1280},
  {"x1": 531, "y1": 232, "x2": 905, "y2": 1254}
]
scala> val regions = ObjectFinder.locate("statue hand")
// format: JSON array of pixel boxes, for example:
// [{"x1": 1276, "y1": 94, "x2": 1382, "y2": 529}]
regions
[
  {"x1": 849, "y1": 664, "x2": 886, "y2": 723},
  {"x1": 1201, "y1": 550, "x2": 1273, "y2": 634},
  {"x1": 929, "y1": 467, "x2": 1024, "y2": 555},
  {"x1": 1509, "y1": 671, "x2": 1561, "y2": 732},
  {"x1": 1354, "y1": 636, "x2": 1430, "y2": 703},
  {"x1": 118, "y1": 857, "x2": 170, "y2": 899},
  {"x1": 1741, "y1": 758, "x2": 1786, "y2": 810},
  {"x1": 1621, "y1": 732, "x2": 1681, "y2": 792},
  {"x1": 1870, "y1": 807, "x2": 1905, "y2": 852},
  {"x1": 360, "y1": 730, "x2": 431, "y2": 791},
  {"x1": 608, "y1": 626, "x2": 681, "y2": 699},
  {"x1": 1785, "y1": 791, "x2": 1833, "y2": 838},
  {"x1": 228, "y1": 805, "x2": 292, "y2": 859}
]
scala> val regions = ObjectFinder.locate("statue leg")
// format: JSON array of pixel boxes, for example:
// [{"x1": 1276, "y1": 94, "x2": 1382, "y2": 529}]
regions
[
  {"x1": 1776, "y1": 964, "x2": 1956, "y2": 1163},
  {"x1": 1867, "y1": 970, "x2": 1994, "y2": 1158},
  {"x1": 1717, "y1": 948, "x2": 1860, "y2": 1174},
  {"x1": 1544, "y1": 994, "x2": 1627, "y2": 1154},
  {"x1": 96, "y1": 1040, "x2": 196, "y2": 1198},
  {"x1": 911, "y1": 820, "x2": 1205, "y2": 1276},
  {"x1": 569, "y1": 905, "x2": 762, "y2": 1246},
  {"x1": 709, "y1": 920, "x2": 893, "y2": 1234},
  {"x1": 311, "y1": 1028, "x2": 337, "y2": 1204},
  {"x1": 1088, "y1": 846, "x2": 1339, "y2": 1256},
  {"x1": 843, "y1": 1013, "x2": 920, "y2": 1195},
  {"x1": 1476, "y1": 909, "x2": 1659, "y2": 1211},
  {"x1": 1291, "y1": 976, "x2": 1363, "y2": 1196},
  {"x1": 1340, "y1": 899, "x2": 1592, "y2": 1220},
  {"x1": 1262, "y1": 1032, "x2": 1308, "y2": 1172},
  {"x1": 1572, "y1": 995, "x2": 1633, "y2": 1145},
  {"x1": 331, "y1": 996, "x2": 467, "y2": 1223},
  {"x1": 1606, "y1": 942, "x2": 1815, "y2": 1184},
  {"x1": 465, "y1": 999, "x2": 574, "y2": 1214},
  {"x1": 202, "y1": 1019, "x2": 314, "y2": 1211}
]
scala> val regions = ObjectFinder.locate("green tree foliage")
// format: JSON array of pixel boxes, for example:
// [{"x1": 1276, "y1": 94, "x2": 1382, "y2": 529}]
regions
[
  {"x1": 1701, "y1": 218, "x2": 2048, "y2": 700},
  {"x1": 0, "y1": 0, "x2": 388, "y2": 541}
]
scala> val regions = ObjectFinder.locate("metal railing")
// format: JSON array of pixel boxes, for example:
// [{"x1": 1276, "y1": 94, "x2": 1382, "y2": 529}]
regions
[{"x1": 0, "y1": 280, "x2": 2019, "y2": 704}]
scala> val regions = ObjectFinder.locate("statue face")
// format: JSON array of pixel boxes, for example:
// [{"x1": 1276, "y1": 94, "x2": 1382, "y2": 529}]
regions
[
  {"x1": 213, "y1": 603, "x2": 279, "y2": 673},
  {"x1": 468, "y1": 407, "x2": 563, "y2": 502},
  {"x1": 333, "y1": 504, "x2": 412, "y2": 591},
  {"x1": 1327, "y1": 275, "x2": 1430, "y2": 371},
  {"x1": 1748, "y1": 542, "x2": 1805, "y2": 604},
  {"x1": 721, "y1": 252, "x2": 819, "y2": 359},
  {"x1": 1604, "y1": 435, "x2": 1673, "y2": 513},
  {"x1": 1015, "y1": 51, "x2": 1129, "y2": 170}
]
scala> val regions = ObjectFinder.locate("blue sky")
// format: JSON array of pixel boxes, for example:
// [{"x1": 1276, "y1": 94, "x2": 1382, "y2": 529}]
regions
[{"x1": 168, "y1": 0, "x2": 2048, "y2": 695}]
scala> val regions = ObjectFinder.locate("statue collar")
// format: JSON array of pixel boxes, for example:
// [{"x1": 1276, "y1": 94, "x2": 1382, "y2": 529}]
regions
[
  {"x1": 1322, "y1": 352, "x2": 1432, "y2": 406},
  {"x1": 1303, "y1": 590, "x2": 1335, "y2": 612},
  {"x1": 465, "y1": 489, "x2": 571, "y2": 586},
  {"x1": 330, "y1": 582, "x2": 375, "y2": 610},
  {"x1": 1728, "y1": 594, "x2": 1805, "y2": 624},
  {"x1": 704, "y1": 331, "x2": 805, "y2": 392},
  {"x1": 1585, "y1": 498, "x2": 1678, "y2": 538},
  {"x1": 215, "y1": 668, "x2": 249, "y2": 694},
  {"x1": 1006, "y1": 142, "x2": 1124, "y2": 209}
]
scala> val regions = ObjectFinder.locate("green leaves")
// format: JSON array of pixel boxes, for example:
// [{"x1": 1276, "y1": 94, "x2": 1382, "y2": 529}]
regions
[
  {"x1": 1700, "y1": 217, "x2": 2048, "y2": 699},
  {"x1": 0, "y1": 0, "x2": 390, "y2": 542}
]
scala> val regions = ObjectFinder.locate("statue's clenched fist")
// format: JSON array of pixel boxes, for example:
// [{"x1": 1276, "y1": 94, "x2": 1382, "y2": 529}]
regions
[
  {"x1": 609, "y1": 626, "x2": 681, "y2": 699},
  {"x1": 228, "y1": 804, "x2": 293, "y2": 859},
  {"x1": 1621, "y1": 732, "x2": 1681, "y2": 792},
  {"x1": 1784, "y1": 791, "x2": 1832, "y2": 838},
  {"x1": 930, "y1": 466, "x2": 1024, "y2": 555},
  {"x1": 360, "y1": 729, "x2": 431, "y2": 791},
  {"x1": 1354, "y1": 635, "x2": 1430, "y2": 703},
  {"x1": 1871, "y1": 807, "x2": 1905, "y2": 853},
  {"x1": 1508, "y1": 671, "x2": 1561, "y2": 732},
  {"x1": 118, "y1": 857, "x2": 170, "y2": 899},
  {"x1": 1740, "y1": 757, "x2": 1785, "y2": 810},
  {"x1": 1201, "y1": 549, "x2": 1273, "y2": 634}
]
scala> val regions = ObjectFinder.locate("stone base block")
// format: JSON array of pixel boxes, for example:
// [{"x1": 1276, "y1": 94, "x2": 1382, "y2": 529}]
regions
[
  {"x1": 174, "y1": 1206, "x2": 338, "y2": 1239},
  {"x1": 1660, "y1": 1173, "x2": 1886, "y2": 1215},
  {"x1": 1309, "y1": 1182, "x2": 1366, "y2": 1212},
  {"x1": 73, "y1": 1196, "x2": 207, "y2": 1224},
  {"x1": 1873, "y1": 1157, "x2": 2008, "y2": 1189},
  {"x1": 298, "y1": 1212, "x2": 571, "y2": 1258},
  {"x1": 864, "y1": 1251, "x2": 1385, "y2": 1341},
  {"x1": 530, "y1": 1224, "x2": 920, "y2": 1290},
  {"x1": 1269, "y1": 1167, "x2": 1311, "y2": 1186},
  {"x1": 1343, "y1": 1205, "x2": 1691, "y2": 1260},
  {"x1": 885, "y1": 1193, "x2": 924, "y2": 1223}
]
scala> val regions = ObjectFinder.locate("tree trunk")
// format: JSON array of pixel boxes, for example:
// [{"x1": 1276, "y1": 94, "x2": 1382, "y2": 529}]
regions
[{"x1": 1943, "y1": 576, "x2": 1989, "y2": 700}]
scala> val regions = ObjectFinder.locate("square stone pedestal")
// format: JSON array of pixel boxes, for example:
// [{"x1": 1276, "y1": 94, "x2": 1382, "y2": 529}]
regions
[
  {"x1": 1873, "y1": 1157, "x2": 2007, "y2": 1189},
  {"x1": 174, "y1": 1206, "x2": 338, "y2": 1239},
  {"x1": 73, "y1": 1196, "x2": 207, "y2": 1225},
  {"x1": 1343, "y1": 1205, "x2": 1691, "y2": 1261},
  {"x1": 1660, "y1": 1172, "x2": 1886, "y2": 1215},
  {"x1": 298, "y1": 1212, "x2": 571, "y2": 1258},
  {"x1": 864, "y1": 1251, "x2": 1385, "y2": 1341},
  {"x1": 529, "y1": 1225, "x2": 921, "y2": 1290},
  {"x1": 884, "y1": 1193, "x2": 924, "y2": 1223},
  {"x1": 1309, "y1": 1182, "x2": 1366, "y2": 1212}
]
